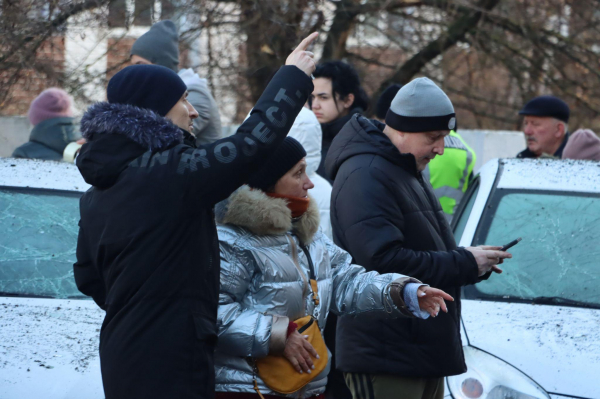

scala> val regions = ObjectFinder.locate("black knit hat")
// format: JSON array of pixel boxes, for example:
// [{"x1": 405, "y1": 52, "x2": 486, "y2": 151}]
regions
[
  {"x1": 519, "y1": 95, "x2": 570, "y2": 123},
  {"x1": 376, "y1": 84, "x2": 402, "y2": 120},
  {"x1": 246, "y1": 137, "x2": 307, "y2": 191},
  {"x1": 385, "y1": 77, "x2": 456, "y2": 132},
  {"x1": 107, "y1": 64, "x2": 187, "y2": 117}
]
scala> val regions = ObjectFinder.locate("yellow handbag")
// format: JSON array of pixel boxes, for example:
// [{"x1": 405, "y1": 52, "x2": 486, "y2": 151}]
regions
[{"x1": 254, "y1": 245, "x2": 328, "y2": 396}]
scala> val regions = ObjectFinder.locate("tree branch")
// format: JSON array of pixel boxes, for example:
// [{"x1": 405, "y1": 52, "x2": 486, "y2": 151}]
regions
[{"x1": 372, "y1": 0, "x2": 501, "y2": 102}]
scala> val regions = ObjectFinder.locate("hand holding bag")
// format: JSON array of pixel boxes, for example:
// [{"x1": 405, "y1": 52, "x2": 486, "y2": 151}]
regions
[{"x1": 254, "y1": 244, "x2": 328, "y2": 396}]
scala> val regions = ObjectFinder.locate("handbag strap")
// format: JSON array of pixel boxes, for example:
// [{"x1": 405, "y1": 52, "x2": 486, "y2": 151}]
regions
[{"x1": 299, "y1": 244, "x2": 319, "y2": 307}]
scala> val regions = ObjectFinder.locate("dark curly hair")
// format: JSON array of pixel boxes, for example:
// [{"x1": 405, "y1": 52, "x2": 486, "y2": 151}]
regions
[{"x1": 310, "y1": 61, "x2": 369, "y2": 112}]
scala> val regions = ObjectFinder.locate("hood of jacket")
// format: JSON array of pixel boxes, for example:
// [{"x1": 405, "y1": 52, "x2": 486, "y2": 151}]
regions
[
  {"x1": 76, "y1": 102, "x2": 184, "y2": 189},
  {"x1": 325, "y1": 114, "x2": 420, "y2": 181},
  {"x1": 29, "y1": 116, "x2": 80, "y2": 154},
  {"x1": 320, "y1": 107, "x2": 362, "y2": 143},
  {"x1": 288, "y1": 107, "x2": 323, "y2": 176},
  {"x1": 178, "y1": 68, "x2": 208, "y2": 92},
  {"x1": 215, "y1": 185, "x2": 320, "y2": 244}
]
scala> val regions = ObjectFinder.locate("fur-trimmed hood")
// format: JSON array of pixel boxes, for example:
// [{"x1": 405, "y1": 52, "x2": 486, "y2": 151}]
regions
[
  {"x1": 81, "y1": 102, "x2": 183, "y2": 151},
  {"x1": 215, "y1": 185, "x2": 320, "y2": 244},
  {"x1": 77, "y1": 102, "x2": 185, "y2": 189}
]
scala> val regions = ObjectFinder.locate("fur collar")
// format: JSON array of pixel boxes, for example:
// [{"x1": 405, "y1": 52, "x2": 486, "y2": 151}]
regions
[
  {"x1": 216, "y1": 186, "x2": 320, "y2": 245},
  {"x1": 80, "y1": 102, "x2": 183, "y2": 151}
]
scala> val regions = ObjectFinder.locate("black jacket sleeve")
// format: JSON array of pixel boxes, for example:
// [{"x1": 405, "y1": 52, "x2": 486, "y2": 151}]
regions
[
  {"x1": 73, "y1": 225, "x2": 106, "y2": 310},
  {"x1": 332, "y1": 166, "x2": 479, "y2": 289},
  {"x1": 171, "y1": 65, "x2": 313, "y2": 206}
]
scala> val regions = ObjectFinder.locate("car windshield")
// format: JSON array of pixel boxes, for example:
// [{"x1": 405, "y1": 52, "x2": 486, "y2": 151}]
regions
[
  {"x1": 0, "y1": 187, "x2": 84, "y2": 299},
  {"x1": 465, "y1": 190, "x2": 600, "y2": 308}
]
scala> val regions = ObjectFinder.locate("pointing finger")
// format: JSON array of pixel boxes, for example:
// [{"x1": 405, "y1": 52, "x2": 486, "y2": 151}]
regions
[{"x1": 294, "y1": 32, "x2": 319, "y2": 52}]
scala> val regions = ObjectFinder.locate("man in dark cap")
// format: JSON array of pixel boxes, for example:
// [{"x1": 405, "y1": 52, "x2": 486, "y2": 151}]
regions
[
  {"x1": 131, "y1": 20, "x2": 223, "y2": 146},
  {"x1": 517, "y1": 95, "x2": 570, "y2": 158},
  {"x1": 375, "y1": 83, "x2": 476, "y2": 223},
  {"x1": 326, "y1": 77, "x2": 511, "y2": 399},
  {"x1": 74, "y1": 33, "x2": 318, "y2": 399}
]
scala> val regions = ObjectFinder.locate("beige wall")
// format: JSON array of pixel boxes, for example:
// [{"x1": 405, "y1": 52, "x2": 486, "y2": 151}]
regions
[{"x1": 0, "y1": 117, "x2": 32, "y2": 157}]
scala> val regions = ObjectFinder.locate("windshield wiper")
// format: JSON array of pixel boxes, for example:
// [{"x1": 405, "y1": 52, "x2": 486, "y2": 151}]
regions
[
  {"x1": 467, "y1": 293, "x2": 600, "y2": 310},
  {"x1": 0, "y1": 291, "x2": 55, "y2": 299},
  {"x1": 530, "y1": 296, "x2": 600, "y2": 309}
]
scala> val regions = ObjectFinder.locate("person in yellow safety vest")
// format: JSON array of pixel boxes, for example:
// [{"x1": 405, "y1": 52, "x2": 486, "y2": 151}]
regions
[{"x1": 423, "y1": 130, "x2": 476, "y2": 223}]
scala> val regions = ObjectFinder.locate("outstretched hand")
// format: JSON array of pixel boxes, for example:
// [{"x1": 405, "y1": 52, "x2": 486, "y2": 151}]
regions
[
  {"x1": 285, "y1": 32, "x2": 318, "y2": 76},
  {"x1": 417, "y1": 286, "x2": 454, "y2": 317}
]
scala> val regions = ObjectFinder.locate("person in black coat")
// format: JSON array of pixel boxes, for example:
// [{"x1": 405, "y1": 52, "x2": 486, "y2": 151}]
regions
[
  {"x1": 325, "y1": 77, "x2": 512, "y2": 399},
  {"x1": 308, "y1": 60, "x2": 370, "y2": 399},
  {"x1": 73, "y1": 33, "x2": 318, "y2": 399}
]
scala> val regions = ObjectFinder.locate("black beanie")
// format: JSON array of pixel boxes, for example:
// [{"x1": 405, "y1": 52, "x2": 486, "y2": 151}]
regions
[
  {"x1": 130, "y1": 20, "x2": 180, "y2": 72},
  {"x1": 519, "y1": 95, "x2": 570, "y2": 123},
  {"x1": 376, "y1": 84, "x2": 402, "y2": 120},
  {"x1": 246, "y1": 137, "x2": 307, "y2": 191},
  {"x1": 107, "y1": 64, "x2": 187, "y2": 117}
]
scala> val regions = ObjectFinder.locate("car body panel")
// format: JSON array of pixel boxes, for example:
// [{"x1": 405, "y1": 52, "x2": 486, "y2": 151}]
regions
[
  {"x1": 0, "y1": 158, "x2": 102, "y2": 397},
  {"x1": 462, "y1": 300, "x2": 600, "y2": 398},
  {"x1": 0, "y1": 297, "x2": 104, "y2": 398},
  {"x1": 0, "y1": 157, "x2": 89, "y2": 192},
  {"x1": 453, "y1": 159, "x2": 600, "y2": 398}
]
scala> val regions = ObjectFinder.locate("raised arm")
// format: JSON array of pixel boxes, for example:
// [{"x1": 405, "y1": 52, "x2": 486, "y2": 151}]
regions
[{"x1": 176, "y1": 33, "x2": 319, "y2": 205}]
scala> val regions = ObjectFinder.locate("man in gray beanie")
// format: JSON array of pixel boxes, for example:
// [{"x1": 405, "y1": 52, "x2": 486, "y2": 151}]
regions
[
  {"x1": 131, "y1": 20, "x2": 223, "y2": 146},
  {"x1": 325, "y1": 77, "x2": 511, "y2": 399}
]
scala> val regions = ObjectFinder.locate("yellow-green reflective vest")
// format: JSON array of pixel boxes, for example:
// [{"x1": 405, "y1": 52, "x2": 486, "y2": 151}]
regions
[{"x1": 425, "y1": 131, "x2": 476, "y2": 223}]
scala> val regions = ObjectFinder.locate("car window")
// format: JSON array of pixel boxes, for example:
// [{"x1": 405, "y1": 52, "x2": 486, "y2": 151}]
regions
[
  {"x1": 467, "y1": 190, "x2": 600, "y2": 307},
  {"x1": 452, "y1": 178, "x2": 480, "y2": 243},
  {"x1": 0, "y1": 187, "x2": 84, "y2": 299}
]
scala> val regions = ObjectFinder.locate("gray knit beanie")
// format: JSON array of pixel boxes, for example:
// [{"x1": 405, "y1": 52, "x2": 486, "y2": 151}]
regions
[
  {"x1": 131, "y1": 20, "x2": 179, "y2": 72},
  {"x1": 385, "y1": 77, "x2": 456, "y2": 132}
]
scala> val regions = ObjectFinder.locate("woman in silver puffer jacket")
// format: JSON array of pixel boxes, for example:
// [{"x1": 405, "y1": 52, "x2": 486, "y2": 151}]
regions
[{"x1": 214, "y1": 138, "x2": 453, "y2": 399}]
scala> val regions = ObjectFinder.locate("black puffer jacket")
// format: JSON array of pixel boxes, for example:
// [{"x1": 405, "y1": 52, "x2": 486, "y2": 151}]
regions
[
  {"x1": 325, "y1": 115, "x2": 479, "y2": 378},
  {"x1": 73, "y1": 66, "x2": 312, "y2": 399}
]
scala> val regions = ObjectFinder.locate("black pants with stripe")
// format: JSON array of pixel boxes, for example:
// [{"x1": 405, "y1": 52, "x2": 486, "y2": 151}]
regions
[{"x1": 344, "y1": 373, "x2": 444, "y2": 399}]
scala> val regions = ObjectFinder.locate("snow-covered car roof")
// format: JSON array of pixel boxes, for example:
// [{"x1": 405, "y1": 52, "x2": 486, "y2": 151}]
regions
[
  {"x1": 483, "y1": 158, "x2": 600, "y2": 193},
  {"x1": 0, "y1": 157, "x2": 89, "y2": 193}
]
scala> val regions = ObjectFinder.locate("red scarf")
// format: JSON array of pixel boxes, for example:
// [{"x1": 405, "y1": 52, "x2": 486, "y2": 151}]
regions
[{"x1": 266, "y1": 192, "x2": 310, "y2": 218}]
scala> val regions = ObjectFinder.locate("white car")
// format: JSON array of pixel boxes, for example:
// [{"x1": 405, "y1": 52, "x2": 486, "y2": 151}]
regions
[
  {"x1": 0, "y1": 158, "x2": 105, "y2": 398},
  {"x1": 446, "y1": 158, "x2": 600, "y2": 399}
]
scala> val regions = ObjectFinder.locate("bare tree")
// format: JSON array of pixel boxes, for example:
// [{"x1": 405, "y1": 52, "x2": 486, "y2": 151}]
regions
[{"x1": 2, "y1": 0, "x2": 600, "y2": 131}]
